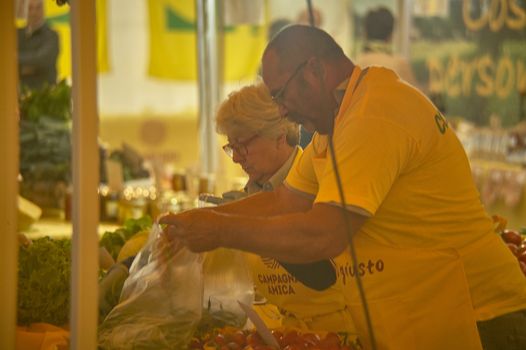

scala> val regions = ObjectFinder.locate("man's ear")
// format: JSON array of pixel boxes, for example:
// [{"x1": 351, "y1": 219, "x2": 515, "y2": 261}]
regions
[
  {"x1": 276, "y1": 132, "x2": 287, "y2": 147},
  {"x1": 304, "y1": 57, "x2": 325, "y2": 84}
]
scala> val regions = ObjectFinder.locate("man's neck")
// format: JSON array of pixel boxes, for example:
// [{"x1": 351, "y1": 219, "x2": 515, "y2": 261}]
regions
[
  {"x1": 331, "y1": 61, "x2": 355, "y2": 110},
  {"x1": 337, "y1": 60, "x2": 356, "y2": 89}
]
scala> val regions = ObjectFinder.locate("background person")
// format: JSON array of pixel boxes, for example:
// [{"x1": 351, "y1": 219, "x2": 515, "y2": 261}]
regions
[
  {"x1": 17, "y1": 0, "x2": 59, "y2": 90},
  {"x1": 215, "y1": 83, "x2": 355, "y2": 333},
  {"x1": 161, "y1": 25, "x2": 526, "y2": 349},
  {"x1": 217, "y1": 83, "x2": 299, "y2": 196},
  {"x1": 355, "y1": 6, "x2": 419, "y2": 88}
]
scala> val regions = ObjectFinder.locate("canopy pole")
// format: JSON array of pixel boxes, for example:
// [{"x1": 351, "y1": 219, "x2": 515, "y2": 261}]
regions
[
  {"x1": 196, "y1": 0, "x2": 221, "y2": 177},
  {"x1": 0, "y1": 0, "x2": 19, "y2": 346},
  {"x1": 397, "y1": 0, "x2": 411, "y2": 57},
  {"x1": 70, "y1": 0, "x2": 100, "y2": 348}
]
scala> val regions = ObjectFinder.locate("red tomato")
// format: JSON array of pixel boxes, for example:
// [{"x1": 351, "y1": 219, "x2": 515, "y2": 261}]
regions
[
  {"x1": 215, "y1": 334, "x2": 227, "y2": 346},
  {"x1": 272, "y1": 329, "x2": 283, "y2": 345},
  {"x1": 282, "y1": 330, "x2": 300, "y2": 346},
  {"x1": 322, "y1": 332, "x2": 341, "y2": 347},
  {"x1": 507, "y1": 243, "x2": 520, "y2": 257},
  {"x1": 301, "y1": 333, "x2": 320, "y2": 346},
  {"x1": 520, "y1": 261, "x2": 526, "y2": 276},
  {"x1": 518, "y1": 252, "x2": 526, "y2": 265},
  {"x1": 231, "y1": 330, "x2": 247, "y2": 347},
  {"x1": 501, "y1": 230, "x2": 523, "y2": 245},
  {"x1": 246, "y1": 332, "x2": 264, "y2": 347}
]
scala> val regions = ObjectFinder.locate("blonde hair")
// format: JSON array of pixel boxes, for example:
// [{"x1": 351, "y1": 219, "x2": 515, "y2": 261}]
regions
[{"x1": 215, "y1": 83, "x2": 299, "y2": 146}]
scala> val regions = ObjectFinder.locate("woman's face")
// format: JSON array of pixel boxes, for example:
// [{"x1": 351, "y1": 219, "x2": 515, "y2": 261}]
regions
[{"x1": 226, "y1": 134, "x2": 285, "y2": 184}]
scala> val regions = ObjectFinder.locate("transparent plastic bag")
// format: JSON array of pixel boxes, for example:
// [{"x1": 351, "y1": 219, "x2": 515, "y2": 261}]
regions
[
  {"x1": 98, "y1": 224, "x2": 203, "y2": 349},
  {"x1": 199, "y1": 248, "x2": 255, "y2": 330}
]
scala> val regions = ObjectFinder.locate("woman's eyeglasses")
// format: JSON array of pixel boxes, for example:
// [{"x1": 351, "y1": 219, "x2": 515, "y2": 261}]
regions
[{"x1": 222, "y1": 134, "x2": 259, "y2": 158}]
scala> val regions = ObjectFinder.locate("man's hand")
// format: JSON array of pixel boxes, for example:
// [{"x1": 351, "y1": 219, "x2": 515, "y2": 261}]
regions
[{"x1": 159, "y1": 209, "x2": 223, "y2": 253}]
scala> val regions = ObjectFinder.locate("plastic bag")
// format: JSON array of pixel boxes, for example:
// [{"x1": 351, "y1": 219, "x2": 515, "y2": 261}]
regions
[
  {"x1": 198, "y1": 248, "x2": 255, "y2": 331},
  {"x1": 98, "y1": 224, "x2": 203, "y2": 349}
]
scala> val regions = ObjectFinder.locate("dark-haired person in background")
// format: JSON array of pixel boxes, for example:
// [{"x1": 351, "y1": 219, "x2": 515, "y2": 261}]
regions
[
  {"x1": 18, "y1": 0, "x2": 59, "y2": 90},
  {"x1": 356, "y1": 6, "x2": 419, "y2": 88}
]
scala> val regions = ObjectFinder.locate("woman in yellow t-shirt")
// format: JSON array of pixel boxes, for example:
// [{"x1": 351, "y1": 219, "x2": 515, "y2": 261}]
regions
[{"x1": 215, "y1": 83, "x2": 354, "y2": 333}]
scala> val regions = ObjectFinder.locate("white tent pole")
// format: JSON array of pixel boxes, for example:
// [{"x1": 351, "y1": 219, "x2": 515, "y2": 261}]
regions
[
  {"x1": 70, "y1": 0, "x2": 100, "y2": 348},
  {"x1": 397, "y1": 0, "x2": 412, "y2": 57},
  {"x1": 196, "y1": 0, "x2": 220, "y2": 176},
  {"x1": 0, "y1": 0, "x2": 19, "y2": 347}
]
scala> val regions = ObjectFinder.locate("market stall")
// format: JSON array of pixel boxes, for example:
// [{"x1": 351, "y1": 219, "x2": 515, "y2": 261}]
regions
[{"x1": 2, "y1": 0, "x2": 526, "y2": 349}]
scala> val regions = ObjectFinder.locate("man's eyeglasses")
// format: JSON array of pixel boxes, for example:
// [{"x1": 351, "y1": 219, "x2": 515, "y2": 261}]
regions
[
  {"x1": 271, "y1": 60, "x2": 308, "y2": 105},
  {"x1": 222, "y1": 134, "x2": 258, "y2": 158}
]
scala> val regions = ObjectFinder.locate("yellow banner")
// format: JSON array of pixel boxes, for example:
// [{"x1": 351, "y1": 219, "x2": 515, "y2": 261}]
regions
[
  {"x1": 148, "y1": 0, "x2": 267, "y2": 81},
  {"x1": 18, "y1": 0, "x2": 110, "y2": 80}
]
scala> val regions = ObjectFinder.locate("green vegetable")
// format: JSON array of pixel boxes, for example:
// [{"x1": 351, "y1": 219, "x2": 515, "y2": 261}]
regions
[
  {"x1": 17, "y1": 217, "x2": 153, "y2": 326},
  {"x1": 18, "y1": 81, "x2": 72, "y2": 208},
  {"x1": 99, "y1": 216, "x2": 153, "y2": 261},
  {"x1": 17, "y1": 237, "x2": 72, "y2": 326},
  {"x1": 19, "y1": 80, "x2": 72, "y2": 122}
]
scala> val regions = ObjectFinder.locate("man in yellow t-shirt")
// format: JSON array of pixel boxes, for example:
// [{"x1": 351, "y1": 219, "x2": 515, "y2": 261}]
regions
[{"x1": 161, "y1": 25, "x2": 526, "y2": 349}]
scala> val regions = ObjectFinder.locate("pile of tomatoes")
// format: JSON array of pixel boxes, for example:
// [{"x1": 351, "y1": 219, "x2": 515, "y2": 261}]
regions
[
  {"x1": 492, "y1": 215, "x2": 526, "y2": 277},
  {"x1": 500, "y1": 229, "x2": 526, "y2": 277},
  {"x1": 189, "y1": 327, "x2": 360, "y2": 350}
]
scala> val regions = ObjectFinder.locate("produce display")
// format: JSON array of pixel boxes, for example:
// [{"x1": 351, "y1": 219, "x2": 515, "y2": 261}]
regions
[
  {"x1": 17, "y1": 236, "x2": 71, "y2": 326},
  {"x1": 19, "y1": 81, "x2": 72, "y2": 208},
  {"x1": 17, "y1": 213, "x2": 523, "y2": 349},
  {"x1": 17, "y1": 217, "x2": 152, "y2": 328},
  {"x1": 99, "y1": 216, "x2": 152, "y2": 261},
  {"x1": 99, "y1": 307, "x2": 201, "y2": 349},
  {"x1": 98, "y1": 226, "x2": 204, "y2": 350},
  {"x1": 493, "y1": 215, "x2": 526, "y2": 276},
  {"x1": 196, "y1": 309, "x2": 248, "y2": 337},
  {"x1": 500, "y1": 229, "x2": 526, "y2": 276},
  {"x1": 190, "y1": 327, "x2": 361, "y2": 350},
  {"x1": 106, "y1": 143, "x2": 151, "y2": 182}
]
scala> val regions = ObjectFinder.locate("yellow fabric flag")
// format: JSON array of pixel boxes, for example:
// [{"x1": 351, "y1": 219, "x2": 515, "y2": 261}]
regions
[
  {"x1": 17, "y1": 0, "x2": 111, "y2": 79},
  {"x1": 148, "y1": 0, "x2": 267, "y2": 81}
]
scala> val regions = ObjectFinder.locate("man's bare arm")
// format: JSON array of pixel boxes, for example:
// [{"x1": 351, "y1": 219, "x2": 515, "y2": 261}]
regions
[
  {"x1": 211, "y1": 184, "x2": 314, "y2": 217},
  {"x1": 162, "y1": 201, "x2": 368, "y2": 263},
  {"x1": 221, "y1": 203, "x2": 367, "y2": 263}
]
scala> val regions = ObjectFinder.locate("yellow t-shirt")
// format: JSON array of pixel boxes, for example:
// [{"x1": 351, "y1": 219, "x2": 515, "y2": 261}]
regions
[
  {"x1": 286, "y1": 66, "x2": 526, "y2": 321},
  {"x1": 243, "y1": 148, "x2": 355, "y2": 333},
  {"x1": 245, "y1": 252, "x2": 354, "y2": 332}
]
